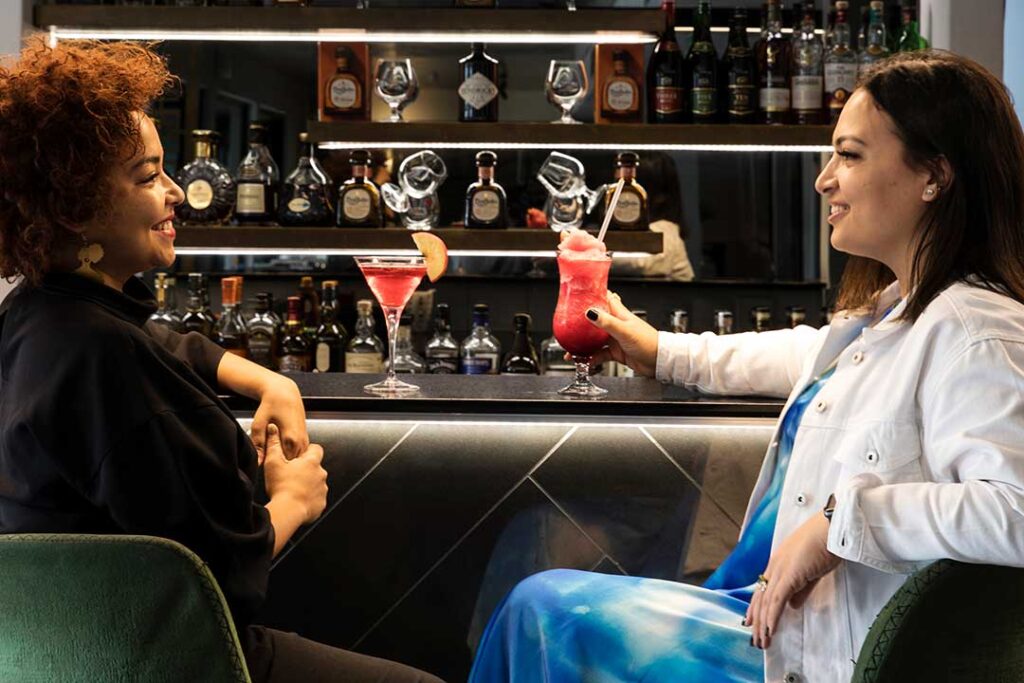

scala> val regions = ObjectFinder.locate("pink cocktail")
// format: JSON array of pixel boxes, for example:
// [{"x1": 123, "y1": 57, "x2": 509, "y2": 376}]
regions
[
  {"x1": 355, "y1": 256, "x2": 426, "y2": 396},
  {"x1": 552, "y1": 233, "x2": 612, "y2": 398}
]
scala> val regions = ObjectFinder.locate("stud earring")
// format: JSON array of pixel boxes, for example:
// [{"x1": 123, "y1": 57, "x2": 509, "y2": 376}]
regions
[
  {"x1": 74, "y1": 234, "x2": 106, "y2": 284},
  {"x1": 925, "y1": 188, "x2": 936, "y2": 196}
]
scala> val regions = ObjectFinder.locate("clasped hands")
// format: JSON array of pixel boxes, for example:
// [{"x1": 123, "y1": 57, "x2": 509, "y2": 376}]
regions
[{"x1": 250, "y1": 375, "x2": 310, "y2": 465}]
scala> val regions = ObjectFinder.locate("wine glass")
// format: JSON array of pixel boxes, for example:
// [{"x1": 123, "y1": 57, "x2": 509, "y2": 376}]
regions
[
  {"x1": 382, "y1": 150, "x2": 449, "y2": 230},
  {"x1": 537, "y1": 151, "x2": 605, "y2": 231},
  {"x1": 354, "y1": 255, "x2": 427, "y2": 396},
  {"x1": 552, "y1": 248, "x2": 613, "y2": 398},
  {"x1": 545, "y1": 60, "x2": 588, "y2": 125},
  {"x1": 375, "y1": 59, "x2": 418, "y2": 123}
]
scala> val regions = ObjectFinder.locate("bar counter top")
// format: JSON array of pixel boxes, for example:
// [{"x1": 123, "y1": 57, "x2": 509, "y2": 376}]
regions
[{"x1": 223, "y1": 374, "x2": 785, "y2": 418}]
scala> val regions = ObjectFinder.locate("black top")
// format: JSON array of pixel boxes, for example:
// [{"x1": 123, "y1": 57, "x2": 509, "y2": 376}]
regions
[{"x1": 0, "y1": 273, "x2": 273, "y2": 626}]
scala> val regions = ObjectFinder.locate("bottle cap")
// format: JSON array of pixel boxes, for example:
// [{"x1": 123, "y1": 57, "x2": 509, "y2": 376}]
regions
[
  {"x1": 300, "y1": 276, "x2": 314, "y2": 288},
  {"x1": 191, "y1": 129, "x2": 216, "y2": 139},
  {"x1": 611, "y1": 49, "x2": 629, "y2": 62},
  {"x1": 357, "y1": 299, "x2": 374, "y2": 313},
  {"x1": 616, "y1": 151, "x2": 640, "y2": 168},
  {"x1": 255, "y1": 292, "x2": 272, "y2": 310},
  {"x1": 247, "y1": 122, "x2": 267, "y2": 144},
  {"x1": 298, "y1": 132, "x2": 310, "y2": 143},
  {"x1": 473, "y1": 303, "x2": 490, "y2": 313},
  {"x1": 513, "y1": 313, "x2": 531, "y2": 328},
  {"x1": 322, "y1": 280, "x2": 338, "y2": 289},
  {"x1": 475, "y1": 151, "x2": 497, "y2": 168},
  {"x1": 435, "y1": 302, "x2": 450, "y2": 315},
  {"x1": 350, "y1": 150, "x2": 371, "y2": 166}
]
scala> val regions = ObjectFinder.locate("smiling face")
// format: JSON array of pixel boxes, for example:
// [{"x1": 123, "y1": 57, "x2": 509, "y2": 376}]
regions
[
  {"x1": 815, "y1": 89, "x2": 939, "y2": 289},
  {"x1": 81, "y1": 112, "x2": 184, "y2": 286}
]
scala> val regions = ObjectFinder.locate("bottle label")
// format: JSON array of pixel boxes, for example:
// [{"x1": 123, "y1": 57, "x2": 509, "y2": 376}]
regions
[
  {"x1": 459, "y1": 72, "x2": 499, "y2": 110},
  {"x1": 825, "y1": 63, "x2": 858, "y2": 110},
  {"x1": 792, "y1": 76, "x2": 824, "y2": 110},
  {"x1": 760, "y1": 87, "x2": 790, "y2": 112},
  {"x1": 728, "y1": 83, "x2": 756, "y2": 116},
  {"x1": 427, "y1": 355, "x2": 459, "y2": 374},
  {"x1": 613, "y1": 190, "x2": 642, "y2": 225},
  {"x1": 343, "y1": 187, "x2": 372, "y2": 221},
  {"x1": 605, "y1": 80, "x2": 636, "y2": 112},
  {"x1": 236, "y1": 183, "x2": 266, "y2": 215},
  {"x1": 288, "y1": 197, "x2": 311, "y2": 213},
  {"x1": 691, "y1": 87, "x2": 717, "y2": 116},
  {"x1": 315, "y1": 342, "x2": 336, "y2": 372},
  {"x1": 345, "y1": 351, "x2": 383, "y2": 373},
  {"x1": 278, "y1": 354, "x2": 310, "y2": 373},
  {"x1": 653, "y1": 86, "x2": 684, "y2": 115},
  {"x1": 187, "y1": 180, "x2": 214, "y2": 211},
  {"x1": 329, "y1": 77, "x2": 359, "y2": 110},
  {"x1": 471, "y1": 190, "x2": 501, "y2": 223},
  {"x1": 461, "y1": 354, "x2": 498, "y2": 375},
  {"x1": 248, "y1": 335, "x2": 274, "y2": 368}
]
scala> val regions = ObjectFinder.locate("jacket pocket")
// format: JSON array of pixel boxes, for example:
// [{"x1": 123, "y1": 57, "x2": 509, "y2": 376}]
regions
[{"x1": 832, "y1": 421, "x2": 924, "y2": 481}]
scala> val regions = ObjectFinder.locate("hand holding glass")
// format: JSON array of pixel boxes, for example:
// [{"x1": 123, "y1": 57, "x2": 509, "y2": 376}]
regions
[{"x1": 552, "y1": 251, "x2": 612, "y2": 398}]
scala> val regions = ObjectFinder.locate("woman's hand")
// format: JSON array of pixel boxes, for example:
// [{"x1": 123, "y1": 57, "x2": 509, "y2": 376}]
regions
[
  {"x1": 250, "y1": 375, "x2": 309, "y2": 465},
  {"x1": 747, "y1": 512, "x2": 841, "y2": 650},
  {"x1": 586, "y1": 291, "x2": 660, "y2": 377}
]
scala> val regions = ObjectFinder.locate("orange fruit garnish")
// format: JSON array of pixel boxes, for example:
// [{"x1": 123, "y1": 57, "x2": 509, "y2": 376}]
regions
[{"x1": 412, "y1": 232, "x2": 448, "y2": 282}]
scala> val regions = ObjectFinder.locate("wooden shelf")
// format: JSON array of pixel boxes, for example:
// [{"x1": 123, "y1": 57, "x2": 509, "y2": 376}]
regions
[
  {"x1": 308, "y1": 121, "x2": 834, "y2": 150},
  {"x1": 174, "y1": 226, "x2": 663, "y2": 255},
  {"x1": 35, "y1": 6, "x2": 661, "y2": 38}
]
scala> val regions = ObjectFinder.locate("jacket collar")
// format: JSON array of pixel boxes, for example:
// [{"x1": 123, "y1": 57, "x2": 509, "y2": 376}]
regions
[
  {"x1": 40, "y1": 272, "x2": 157, "y2": 328},
  {"x1": 810, "y1": 281, "x2": 905, "y2": 378}
]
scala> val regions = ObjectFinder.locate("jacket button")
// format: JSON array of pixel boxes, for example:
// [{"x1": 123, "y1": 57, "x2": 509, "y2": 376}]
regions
[
  {"x1": 852, "y1": 351, "x2": 864, "y2": 364},
  {"x1": 815, "y1": 400, "x2": 828, "y2": 413},
  {"x1": 795, "y1": 493, "x2": 807, "y2": 506},
  {"x1": 866, "y1": 450, "x2": 879, "y2": 464},
  {"x1": 785, "y1": 674, "x2": 803, "y2": 683}
]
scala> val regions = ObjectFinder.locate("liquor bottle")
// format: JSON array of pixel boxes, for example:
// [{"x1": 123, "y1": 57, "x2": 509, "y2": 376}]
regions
[
  {"x1": 345, "y1": 299, "x2": 385, "y2": 374},
  {"x1": 600, "y1": 50, "x2": 641, "y2": 122},
  {"x1": 149, "y1": 273, "x2": 183, "y2": 332},
  {"x1": 756, "y1": 0, "x2": 792, "y2": 125},
  {"x1": 722, "y1": 8, "x2": 757, "y2": 123},
  {"x1": 501, "y1": 313, "x2": 540, "y2": 375},
  {"x1": 857, "y1": 5, "x2": 869, "y2": 53},
  {"x1": 790, "y1": 1, "x2": 824, "y2": 125},
  {"x1": 786, "y1": 305, "x2": 807, "y2": 328},
  {"x1": 324, "y1": 47, "x2": 364, "y2": 116},
  {"x1": 390, "y1": 314, "x2": 426, "y2": 374},
  {"x1": 858, "y1": 0, "x2": 889, "y2": 78},
  {"x1": 465, "y1": 151, "x2": 507, "y2": 229},
  {"x1": 278, "y1": 296, "x2": 312, "y2": 373},
  {"x1": 424, "y1": 303, "x2": 460, "y2": 374},
  {"x1": 214, "y1": 277, "x2": 248, "y2": 358},
  {"x1": 646, "y1": 0, "x2": 687, "y2": 124},
  {"x1": 174, "y1": 130, "x2": 236, "y2": 225},
  {"x1": 298, "y1": 276, "x2": 321, "y2": 340},
  {"x1": 715, "y1": 309, "x2": 734, "y2": 335},
  {"x1": 670, "y1": 308, "x2": 689, "y2": 333},
  {"x1": 687, "y1": 0, "x2": 719, "y2": 123},
  {"x1": 246, "y1": 292, "x2": 280, "y2": 370},
  {"x1": 458, "y1": 43, "x2": 500, "y2": 123},
  {"x1": 182, "y1": 274, "x2": 215, "y2": 338},
  {"x1": 234, "y1": 122, "x2": 279, "y2": 225},
  {"x1": 539, "y1": 335, "x2": 574, "y2": 376},
  {"x1": 337, "y1": 149, "x2": 384, "y2": 228},
  {"x1": 200, "y1": 273, "x2": 214, "y2": 321},
  {"x1": 313, "y1": 280, "x2": 347, "y2": 373},
  {"x1": 605, "y1": 152, "x2": 649, "y2": 231},
  {"x1": 278, "y1": 132, "x2": 334, "y2": 227},
  {"x1": 824, "y1": 1, "x2": 858, "y2": 123},
  {"x1": 897, "y1": 1, "x2": 928, "y2": 52},
  {"x1": 460, "y1": 304, "x2": 501, "y2": 375},
  {"x1": 751, "y1": 306, "x2": 773, "y2": 332}
]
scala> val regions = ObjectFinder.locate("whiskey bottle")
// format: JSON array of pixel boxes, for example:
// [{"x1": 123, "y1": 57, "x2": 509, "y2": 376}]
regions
[
  {"x1": 460, "y1": 304, "x2": 501, "y2": 375},
  {"x1": 279, "y1": 132, "x2": 334, "y2": 227},
  {"x1": 722, "y1": 8, "x2": 757, "y2": 123},
  {"x1": 825, "y1": 1, "x2": 858, "y2": 123},
  {"x1": 324, "y1": 47, "x2": 364, "y2": 116},
  {"x1": 175, "y1": 130, "x2": 236, "y2": 225},
  {"x1": 278, "y1": 296, "x2": 312, "y2": 373},
  {"x1": 148, "y1": 273, "x2": 183, "y2": 332},
  {"x1": 646, "y1": 0, "x2": 686, "y2": 124},
  {"x1": 501, "y1": 313, "x2": 540, "y2": 375},
  {"x1": 897, "y1": 2, "x2": 928, "y2": 52},
  {"x1": 246, "y1": 292, "x2": 280, "y2": 370},
  {"x1": 313, "y1": 280, "x2": 347, "y2": 373},
  {"x1": 465, "y1": 151, "x2": 507, "y2": 229},
  {"x1": 182, "y1": 274, "x2": 215, "y2": 339},
  {"x1": 345, "y1": 299, "x2": 385, "y2": 374},
  {"x1": 858, "y1": 1, "x2": 889, "y2": 78},
  {"x1": 791, "y1": 1, "x2": 825, "y2": 125},
  {"x1": 214, "y1": 277, "x2": 248, "y2": 358},
  {"x1": 687, "y1": 0, "x2": 719, "y2": 123},
  {"x1": 390, "y1": 314, "x2": 426, "y2": 374},
  {"x1": 298, "y1": 276, "x2": 321, "y2": 341},
  {"x1": 605, "y1": 152, "x2": 649, "y2": 231},
  {"x1": 600, "y1": 50, "x2": 641, "y2": 122},
  {"x1": 751, "y1": 306, "x2": 773, "y2": 332},
  {"x1": 234, "y1": 122, "x2": 279, "y2": 225},
  {"x1": 424, "y1": 303, "x2": 460, "y2": 374},
  {"x1": 337, "y1": 150, "x2": 384, "y2": 228},
  {"x1": 757, "y1": 0, "x2": 792, "y2": 124},
  {"x1": 458, "y1": 43, "x2": 500, "y2": 123},
  {"x1": 539, "y1": 335, "x2": 574, "y2": 376}
]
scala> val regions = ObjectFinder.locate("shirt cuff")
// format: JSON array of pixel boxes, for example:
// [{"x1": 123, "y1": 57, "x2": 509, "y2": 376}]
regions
[
  {"x1": 655, "y1": 331, "x2": 692, "y2": 384},
  {"x1": 827, "y1": 473, "x2": 920, "y2": 574}
]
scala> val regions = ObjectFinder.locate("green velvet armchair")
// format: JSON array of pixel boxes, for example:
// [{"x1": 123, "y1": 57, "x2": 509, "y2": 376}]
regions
[{"x1": 0, "y1": 534, "x2": 251, "y2": 683}]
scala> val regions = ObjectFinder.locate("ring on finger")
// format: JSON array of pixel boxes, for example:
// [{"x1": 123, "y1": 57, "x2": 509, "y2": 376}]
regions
[{"x1": 756, "y1": 574, "x2": 769, "y2": 592}]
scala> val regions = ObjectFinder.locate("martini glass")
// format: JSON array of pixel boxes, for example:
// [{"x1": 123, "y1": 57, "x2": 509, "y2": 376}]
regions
[
  {"x1": 354, "y1": 255, "x2": 427, "y2": 396},
  {"x1": 552, "y1": 249, "x2": 613, "y2": 398}
]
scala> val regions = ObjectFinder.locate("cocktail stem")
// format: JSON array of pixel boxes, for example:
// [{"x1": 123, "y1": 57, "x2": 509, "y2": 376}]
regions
[
  {"x1": 572, "y1": 356, "x2": 591, "y2": 385},
  {"x1": 383, "y1": 305, "x2": 403, "y2": 382}
]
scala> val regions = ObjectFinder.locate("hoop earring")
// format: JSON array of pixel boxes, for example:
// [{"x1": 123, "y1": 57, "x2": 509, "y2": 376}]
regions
[{"x1": 74, "y1": 234, "x2": 106, "y2": 284}]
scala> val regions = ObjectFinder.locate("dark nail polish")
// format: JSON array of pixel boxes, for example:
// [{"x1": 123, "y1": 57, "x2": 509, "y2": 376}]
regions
[
  {"x1": 741, "y1": 618, "x2": 747, "y2": 627},
  {"x1": 585, "y1": 309, "x2": 599, "y2": 322},
  {"x1": 764, "y1": 627, "x2": 770, "y2": 637},
  {"x1": 749, "y1": 637, "x2": 754, "y2": 647}
]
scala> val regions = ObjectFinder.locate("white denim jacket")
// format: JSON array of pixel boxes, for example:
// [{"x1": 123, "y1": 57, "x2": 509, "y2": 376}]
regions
[{"x1": 656, "y1": 279, "x2": 1024, "y2": 683}]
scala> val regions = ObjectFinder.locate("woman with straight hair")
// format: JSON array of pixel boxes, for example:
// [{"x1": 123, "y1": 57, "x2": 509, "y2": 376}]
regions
[{"x1": 469, "y1": 49, "x2": 1024, "y2": 682}]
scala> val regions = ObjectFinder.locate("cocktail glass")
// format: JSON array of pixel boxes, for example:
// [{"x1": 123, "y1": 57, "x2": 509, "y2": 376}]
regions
[
  {"x1": 354, "y1": 255, "x2": 427, "y2": 396},
  {"x1": 552, "y1": 249, "x2": 613, "y2": 398}
]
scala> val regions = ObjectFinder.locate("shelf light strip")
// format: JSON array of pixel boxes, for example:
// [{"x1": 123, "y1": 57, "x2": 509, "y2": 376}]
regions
[
  {"x1": 174, "y1": 247, "x2": 651, "y2": 258},
  {"x1": 46, "y1": 27, "x2": 656, "y2": 45},
  {"x1": 317, "y1": 141, "x2": 833, "y2": 153}
]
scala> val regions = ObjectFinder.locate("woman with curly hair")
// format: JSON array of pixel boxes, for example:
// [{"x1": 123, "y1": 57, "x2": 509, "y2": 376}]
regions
[{"x1": 0, "y1": 36, "x2": 443, "y2": 683}]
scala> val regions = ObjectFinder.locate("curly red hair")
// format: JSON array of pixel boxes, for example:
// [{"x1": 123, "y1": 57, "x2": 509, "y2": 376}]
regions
[{"x1": 0, "y1": 35, "x2": 173, "y2": 285}]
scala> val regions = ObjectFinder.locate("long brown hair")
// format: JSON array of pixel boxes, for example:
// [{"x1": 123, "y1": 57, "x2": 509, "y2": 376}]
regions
[{"x1": 834, "y1": 50, "x2": 1024, "y2": 320}]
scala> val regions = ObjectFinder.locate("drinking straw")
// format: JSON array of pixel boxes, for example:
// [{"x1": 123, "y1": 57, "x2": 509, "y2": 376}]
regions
[{"x1": 596, "y1": 178, "x2": 624, "y2": 245}]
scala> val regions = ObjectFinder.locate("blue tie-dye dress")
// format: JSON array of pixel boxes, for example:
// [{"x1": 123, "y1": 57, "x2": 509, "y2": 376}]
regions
[{"x1": 469, "y1": 366, "x2": 837, "y2": 683}]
